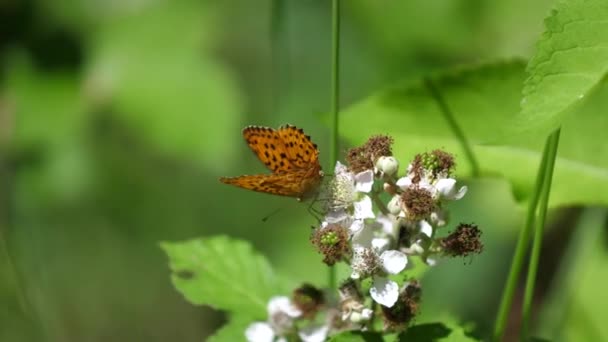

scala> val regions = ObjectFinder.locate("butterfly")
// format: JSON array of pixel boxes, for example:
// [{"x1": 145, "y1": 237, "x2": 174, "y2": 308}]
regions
[{"x1": 220, "y1": 125, "x2": 324, "y2": 201}]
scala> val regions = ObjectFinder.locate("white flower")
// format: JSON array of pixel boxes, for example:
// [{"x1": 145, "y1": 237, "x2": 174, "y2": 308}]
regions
[
  {"x1": 298, "y1": 324, "x2": 329, "y2": 342},
  {"x1": 329, "y1": 162, "x2": 375, "y2": 218},
  {"x1": 245, "y1": 322, "x2": 283, "y2": 342},
  {"x1": 350, "y1": 244, "x2": 407, "y2": 308},
  {"x1": 245, "y1": 296, "x2": 301, "y2": 342},
  {"x1": 434, "y1": 178, "x2": 467, "y2": 200},
  {"x1": 370, "y1": 277, "x2": 400, "y2": 308}
]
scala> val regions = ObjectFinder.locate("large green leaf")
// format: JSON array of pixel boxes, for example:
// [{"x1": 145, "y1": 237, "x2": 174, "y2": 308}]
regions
[
  {"x1": 338, "y1": 60, "x2": 608, "y2": 208},
  {"x1": 511, "y1": 0, "x2": 608, "y2": 137},
  {"x1": 161, "y1": 236, "x2": 280, "y2": 319},
  {"x1": 207, "y1": 315, "x2": 252, "y2": 342}
]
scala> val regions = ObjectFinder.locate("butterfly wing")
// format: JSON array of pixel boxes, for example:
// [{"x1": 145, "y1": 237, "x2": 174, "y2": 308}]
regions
[
  {"x1": 219, "y1": 171, "x2": 311, "y2": 197},
  {"x1": 277, "y1": 125, "x2": 320, "y2": 169},
  {"x1": 242, "y1": 126, "x2": 295, "y2": 173}
]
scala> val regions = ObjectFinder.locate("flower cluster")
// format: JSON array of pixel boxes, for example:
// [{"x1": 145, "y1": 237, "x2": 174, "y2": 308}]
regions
[{"x1": 246, "y1": 136, "x2": 483, "y2": 341}]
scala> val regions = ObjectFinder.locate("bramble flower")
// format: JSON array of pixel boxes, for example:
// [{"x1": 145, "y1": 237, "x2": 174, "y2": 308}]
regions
[
  {"x1": 241, "y1": 138, "x2": 482, "y2": 340},
  {"x1": 350, "y1": 217, "x2": 408, "y2": 308},
  {"x1": 245, "y1": 296, "x2": 301, "y2": 342}
]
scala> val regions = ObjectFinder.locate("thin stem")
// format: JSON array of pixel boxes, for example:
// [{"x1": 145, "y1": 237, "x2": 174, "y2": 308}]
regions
[
  {"x1": 270, "y1": 0, "x2": 288, "y2": 115},
  {"x1": 492, "y1": 135, "x2": 552, "y2": 341},
  {"x1": 424, "y1": 78, "x2": 481, "y2": 177},
  {"x1": 328, "y1": 0, "x2": 341, "y2": 292},
  {"x1": 521, "y1": 128, "x2": 561, "y2": 339}
]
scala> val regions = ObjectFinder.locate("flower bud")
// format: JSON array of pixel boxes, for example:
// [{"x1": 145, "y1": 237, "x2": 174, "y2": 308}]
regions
[
  {"x1": 375, "y1": 156, "x2": 399, "y2": 177},
  {"x1": 387, "y1": 195, "x2": 402, "y2": 215}
]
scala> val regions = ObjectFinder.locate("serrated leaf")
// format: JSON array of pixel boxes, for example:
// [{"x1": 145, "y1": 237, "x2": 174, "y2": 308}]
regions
[
  {"x1": 328, "y1": 331, "x2": 384, "y2": 342},
  {"x1": 161, "y1": 236, "x2": 279, "y2": 318},
  {"x1": 207, "y1": 315, "x2": 252, "y2": 342},
  {"x1": 337, "y1": 60, "x2": 608, "y2": 209},
  {"x1": 512, "y1": 0, "x2": 608, "y2": 136},
  {"x1": 397, "y1": 322, "x2": 478, "y2": 341}
]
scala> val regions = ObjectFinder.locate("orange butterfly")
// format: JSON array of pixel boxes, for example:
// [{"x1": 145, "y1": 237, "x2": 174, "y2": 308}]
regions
[{"x1": 220, "y1": 125, "x2": 324, "y2": 200}]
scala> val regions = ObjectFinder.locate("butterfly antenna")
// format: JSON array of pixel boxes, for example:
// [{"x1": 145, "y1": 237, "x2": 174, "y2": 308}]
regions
[{"x1": 261, "y1": 208, "x2": 283, "y2": 222}]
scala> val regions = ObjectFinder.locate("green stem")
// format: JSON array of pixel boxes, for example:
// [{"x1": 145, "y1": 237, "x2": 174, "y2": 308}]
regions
[
  {"x1": 424, "y1": 77, "x2": 481, "y2": 177},
  {"x1": 521, "y1": 128, "x2": 561, "y2": 339},
  {"x1": 328, "y1": 0, "x2": 340, "y2": 292},
  {"x1": 270, "y1": 0, "x2": 288, "y2": 115},
  {"x1": 492, "y1": 134, "x2": 552, "y2": 341}
]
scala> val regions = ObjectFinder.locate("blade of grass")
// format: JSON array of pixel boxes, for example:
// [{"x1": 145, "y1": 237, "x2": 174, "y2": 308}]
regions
[
  {"x1": 493, "y1": 133, "x2": 552, "y2": 341},
  {"x1": 521, "y1": 128, "x2": 561, "y2": 339}
]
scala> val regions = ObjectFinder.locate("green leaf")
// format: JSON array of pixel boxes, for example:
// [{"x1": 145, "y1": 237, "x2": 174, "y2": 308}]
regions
[
  {"x1": 207, "y1": 315, "x2": 251, "y2": 342},
  {"x1": 338, "y1": 60, "x2": 608, "y2": 208},
  {"x1": 397, "y1": 322, "x2": 479, "y2": 341},
  {"x1": 161, "y1": 236, "x2": 280, "y2": 318},
  {"x1": 512, "y1": 0, "x2": 608, "y2": 136},
  {"x1": 327, "y1": 331, "x2": 384, "y2": 342}
]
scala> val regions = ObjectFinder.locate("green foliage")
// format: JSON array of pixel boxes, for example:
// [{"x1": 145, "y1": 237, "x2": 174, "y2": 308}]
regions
[
  {"x1": 337, "y1": 60, "x2": 608, "y2": 208},
  {"x1": 161, "y1": 236, "x2": 280, "y2": 319},
  {"x1": 328, "y1": 322, "x2": 479, "y2": 341},
  {"x1": 207, "y1": 315, "x2": 252, "y2": 342},
  {"x1": 86, "y1": 1, "x2": 243, "y2": 171},
  {"x1": 513, "y1": 0, "x2": 608, "y2": 137}
]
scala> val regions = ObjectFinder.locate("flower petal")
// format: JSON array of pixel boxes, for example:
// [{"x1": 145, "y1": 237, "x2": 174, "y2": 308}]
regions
[
  {"x1": 371, "y1": 237, "x2": 391, "y2": 253},
  {"x1": 245, "y1": 322, "x2": 275, "y2": 342},
  {"x1": 268, "y1": 296, "x2": 301, "y2": 318},
  {"x1": 324, "y1": 209, "x2": 349, "y2": 223},
  {"x1": 370, "y1": 277, "x2": 399, "y2": 307},
  {"x1": 419, "y1": 220, "x2": 433, "y2": 238},
  {"x1": 375, "y1": 214, "x2": 398, "y2": 238},
  {"x1": 435, "y1": 178, "x2": 467, "y2": 200},
  {"x1": 380, "y1": 250, "x2": 407, "y2": 274},
  {"x1": 354, "y1": 196, "x2": 375, "y2": 219},
  {"x1": 298, "y1": 324, "x2": 329, "y2": 342},
  {"x1": 334, "y1": 161, "x2": 348, "y2": 175},
  {"x1": 354, "y1": 170, "x2": 374, "y2": 193},
  {"x1": 395, "y1": 177, "x2": 412, "y2": 190}
]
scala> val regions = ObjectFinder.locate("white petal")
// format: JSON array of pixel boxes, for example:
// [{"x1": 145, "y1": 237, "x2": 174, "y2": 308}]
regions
[
  {"x1": 380, "y1": 250, "x2": 407, "y2": 274},
  {"x1": 324, "y1": 209, "x2": 348, "y2": 223},
  {"x1": 351, "y1": 221, "x2": 374, "y2": 248},
  {"x1": 334, "y1": 161, "x2": 348, "y2": 175},
  {"x1": 430, "y1": 210, "x2": 446, "y2": 227},
  {"x1": 370, "y1": 277, "x2": 399, "y2": 308},
  {"x1": 419, "y1": 220, "x2": 433, "y2": 237},
  {"x1": 436, "y1": 177, "x2": 455, "y2": 193},
  {"x1": 425, "y1": 257, "x2": 438, "y2": 266},
  {"x1": 376, "y1": 214, "x2": 398, "y2": 238},
  {"x1": 245, "y1": 322, "x2": 275, "y2": 342},
  {"x1": 354, "y1": 170, "x2": 374, "y2": 193},
  {"x1": 436, "y1": 178, "x2": 467, "y2": 200},
  {"x1": 453, "y1": 185, "x2": 468, "y2": 200},
  {"x1": 298, "y1": 325, "x2": 329, "y2": 342},
  {"x1": 354, "y1": 196, "x2": 375, "y2": 219},
  {"x1": 395, "y1": 177, "x2": 412, "y2": 190},
  {"x1": 361, "y1": 308, "x2": 373, "y2": 320},
  {"x1": 348, "y1": 219, "x2": 364, "y2": 235},
  {"x1": 268, "y1": 296, "x2": 301, "y2": 318},
  {"x1": 371, "y1": 237, "x2": 390, "y2": 253}
]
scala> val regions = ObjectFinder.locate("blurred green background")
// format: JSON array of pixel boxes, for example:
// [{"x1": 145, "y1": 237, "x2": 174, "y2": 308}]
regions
[{"x1": 1, "y1": 0, "x2": 603, "y2": 341}]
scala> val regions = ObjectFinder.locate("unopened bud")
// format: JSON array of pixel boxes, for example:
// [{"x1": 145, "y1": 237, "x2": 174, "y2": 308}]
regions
[
  {"x1": 387, "y1": 195, "x2": 402, "y2": 215},
  {"x1": 375, "y1": 156, "x2": 399, "y2": 177}
]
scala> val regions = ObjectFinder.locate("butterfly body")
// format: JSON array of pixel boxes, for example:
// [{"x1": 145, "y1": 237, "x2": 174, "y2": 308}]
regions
[{"x1": 220, "y1": 125, "x2": 323, "y2": 200}]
